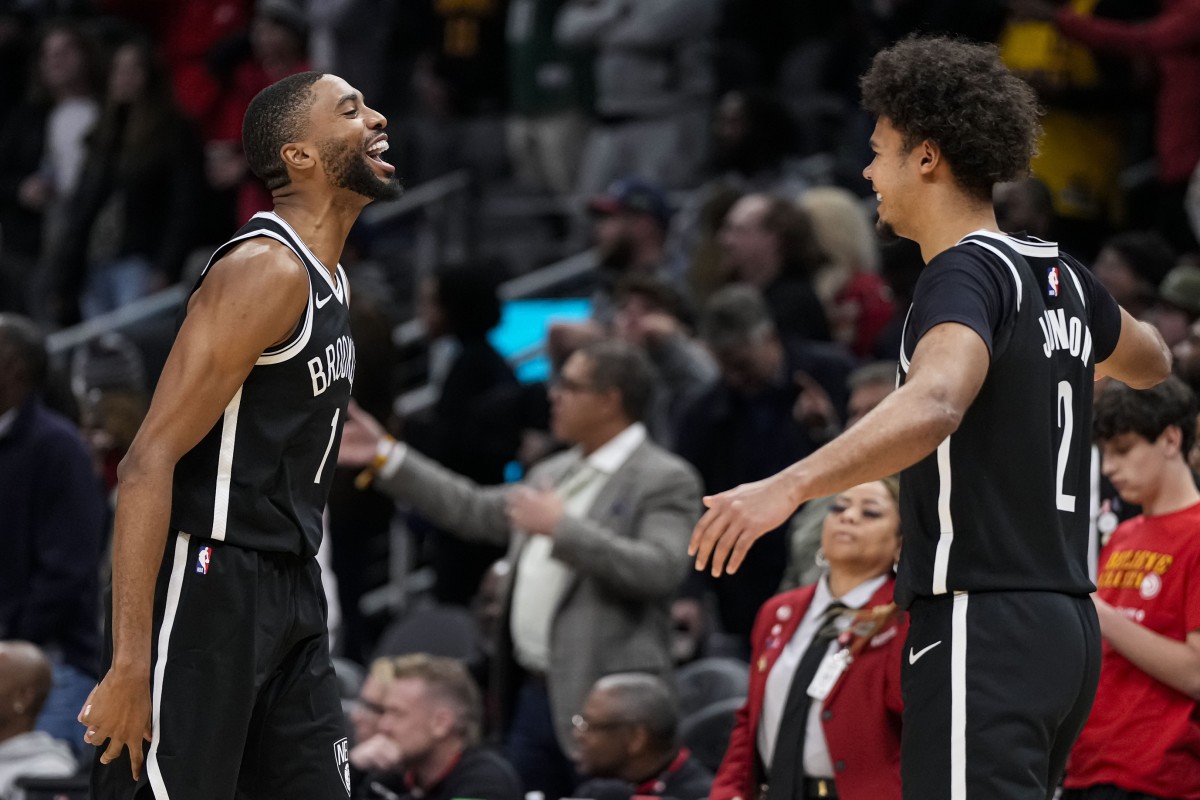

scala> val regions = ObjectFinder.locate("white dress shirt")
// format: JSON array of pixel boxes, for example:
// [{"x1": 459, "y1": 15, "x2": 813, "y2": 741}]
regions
[
  {"x1": 757, "y1": 573, "x2": 888, "y2": 774},
  {"x1": 509, "y1": 422, "x2": 647, "y2": 671}
]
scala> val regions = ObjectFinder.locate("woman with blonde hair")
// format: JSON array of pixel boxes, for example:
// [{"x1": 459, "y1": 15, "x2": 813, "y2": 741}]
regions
[{"x1": 799, "y1": 187, "x2": 895, "y2": 356}]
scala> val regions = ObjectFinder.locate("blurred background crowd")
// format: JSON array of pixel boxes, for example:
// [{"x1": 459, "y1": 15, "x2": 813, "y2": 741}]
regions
[{"x1": 3, "y1": 0, "x2": 1200, "y2": 799}]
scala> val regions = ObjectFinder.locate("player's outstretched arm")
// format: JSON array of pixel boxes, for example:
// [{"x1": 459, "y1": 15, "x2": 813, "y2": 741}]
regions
[
  {"x1": 690, "y1": 321, "x2": 988, "y2": 576},
  {"x1": 1096, "y1": 306, "x2": 1172, "y2": 390},
  {"x1": 79, "y1": 240, "x2": 308, "y2": 780}
]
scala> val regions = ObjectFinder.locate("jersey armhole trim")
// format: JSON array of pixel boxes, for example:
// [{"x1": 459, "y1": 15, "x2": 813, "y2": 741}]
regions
[
  {"x1": 192, "y1": 229, "x2": 315, "y2": 366},
  {"x1": 1059, "y1": 260, "x2": 1087, "y2": 312},
  {"x1": 962, "y1": 238, "x2": 1022, "y2": 313},
  {"x1": 257, "y1": 273, "x2": 314, "y2": 366}
]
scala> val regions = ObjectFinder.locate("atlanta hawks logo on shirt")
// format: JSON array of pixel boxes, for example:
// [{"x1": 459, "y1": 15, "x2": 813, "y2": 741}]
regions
[{"x1": 1047, "y1": 266, "x2": 1060, "y2": 297}]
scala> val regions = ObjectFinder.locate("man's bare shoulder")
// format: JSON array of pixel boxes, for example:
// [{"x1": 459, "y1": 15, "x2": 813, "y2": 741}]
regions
[
  {"x1": 206, "y1": 237, "x2": 309, "y2": 289},
  {"x1": 185, "y1": 237, "x2": 310, "y2": 337}
]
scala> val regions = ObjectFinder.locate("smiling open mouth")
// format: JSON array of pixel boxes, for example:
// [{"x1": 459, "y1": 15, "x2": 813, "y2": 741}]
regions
[{"x1": 365, "y1": 139, "x2": 394, "y2": 173}]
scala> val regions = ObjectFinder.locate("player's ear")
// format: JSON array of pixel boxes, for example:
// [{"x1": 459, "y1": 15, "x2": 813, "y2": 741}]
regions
[
  {"x1": 280, "y1": 141, "x2": 315, "y2": 176},
  {"x1": 918, "y1": 139, "x2": 939, "y2": 173}
]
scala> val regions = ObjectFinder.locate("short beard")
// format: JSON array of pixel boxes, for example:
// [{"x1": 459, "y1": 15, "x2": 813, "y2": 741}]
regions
[
  {"x1": 318, "y1": 137, "x2": 403, "y2": 201},
  {"x1": 875, "y1": 218, "x2": 899, "y2": 242}
]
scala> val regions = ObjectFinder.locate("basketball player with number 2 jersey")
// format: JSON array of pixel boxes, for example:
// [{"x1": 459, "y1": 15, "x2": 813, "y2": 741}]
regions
[{"x1": 690, "y1": 38, "x2": 1172, "y2": 800}]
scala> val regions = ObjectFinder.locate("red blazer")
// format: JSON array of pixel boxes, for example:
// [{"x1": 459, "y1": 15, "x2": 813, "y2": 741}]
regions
[{"x1": 710, "y1": 577, "x2": 905, "y2": 800}]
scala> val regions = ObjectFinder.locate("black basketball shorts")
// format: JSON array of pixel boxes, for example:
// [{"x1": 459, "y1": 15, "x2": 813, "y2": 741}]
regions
[
  {"x1": 901, "y1": 591, "x2": 1101, "y2": 800},
  {"x1": 92, "y1": 531, "x2": 350, "y2": 800}
]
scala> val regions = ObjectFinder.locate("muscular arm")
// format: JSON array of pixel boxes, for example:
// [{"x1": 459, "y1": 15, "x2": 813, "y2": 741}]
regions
[
  {"x1": 1094, "y1": 597, "x2": 1200, "y2": 699},
  {"x1": 1095, "y1": 307, "x2": 1172, "y2": 389},
  {"x1": 779, "y1": 323, "x2": 987, "y2": 502},
  {"x1": 83, "y1": 240, "x2": 308, "y2": 776},
  {"x1": 691, "y1": 322, "x2": 989, "y2": 575}
]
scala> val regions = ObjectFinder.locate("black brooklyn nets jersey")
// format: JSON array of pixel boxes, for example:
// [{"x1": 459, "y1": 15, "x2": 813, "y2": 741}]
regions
[
  {"x1": 171, "y1": 212, "x2": 355, "y2": 557},
  {"x1": 893, "y1": 230, "x2": 1121, "y2": 608}
]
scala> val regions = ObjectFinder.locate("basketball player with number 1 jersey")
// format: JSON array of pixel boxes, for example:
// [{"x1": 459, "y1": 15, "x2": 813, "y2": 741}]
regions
[{"x1": 83, "y1": 71, "x2": 401, "y2": 800}]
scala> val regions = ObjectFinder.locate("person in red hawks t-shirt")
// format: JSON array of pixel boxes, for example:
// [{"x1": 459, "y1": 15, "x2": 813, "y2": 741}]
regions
[{"x1": 1064, "y1": 375, "x2": 1200, "y2": 800}]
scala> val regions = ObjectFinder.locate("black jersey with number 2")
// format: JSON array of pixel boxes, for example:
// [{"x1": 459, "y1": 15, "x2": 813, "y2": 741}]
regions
[
  {"x1": 170, "y1": 211, "x2": 355, "y2": 558},
  {"x1": 893, "y1": 231, "x2": 1121, "y2": 608}
]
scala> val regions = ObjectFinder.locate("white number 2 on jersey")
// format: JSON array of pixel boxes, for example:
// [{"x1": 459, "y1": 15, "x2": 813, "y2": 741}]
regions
[{"x1": 1055, "y1": 381, "x2": 1076, "y2": 512}]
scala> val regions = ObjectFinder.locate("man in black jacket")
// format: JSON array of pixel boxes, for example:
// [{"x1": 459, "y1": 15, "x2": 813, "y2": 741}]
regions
[{"x1": 0, "y1": 315, "x2": 105, "y2": 750}]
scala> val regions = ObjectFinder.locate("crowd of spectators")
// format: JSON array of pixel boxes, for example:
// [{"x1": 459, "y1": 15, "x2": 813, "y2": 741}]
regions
[{"x1": 4, "y1": 0, "x2": 1200, "y2": 799}]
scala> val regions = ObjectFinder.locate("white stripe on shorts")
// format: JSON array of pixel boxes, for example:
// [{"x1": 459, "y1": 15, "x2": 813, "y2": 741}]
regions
[
  {"x1": 147, "y1": 532, "x2": 190, "y2": 800},
  {"x1": 951, "y1": 591, "x2": 969, "y2": 800}
]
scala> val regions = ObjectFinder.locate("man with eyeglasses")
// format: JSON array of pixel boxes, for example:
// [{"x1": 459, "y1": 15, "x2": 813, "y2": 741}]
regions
[
  {"x1": 571, "y1": 673, "x2": 713, "y2": 800},
  {"x1": 339, "y1": 340, "x2": 702, "y2": 800}
]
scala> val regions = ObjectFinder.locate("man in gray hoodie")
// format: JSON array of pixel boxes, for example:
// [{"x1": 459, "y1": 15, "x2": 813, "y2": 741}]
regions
[
  {"x1": 0, "y1": 642, "x2": 76, "y2": 800},
  {"x1": 557, "y1": 0, "x2": 720, "y2": 193}
]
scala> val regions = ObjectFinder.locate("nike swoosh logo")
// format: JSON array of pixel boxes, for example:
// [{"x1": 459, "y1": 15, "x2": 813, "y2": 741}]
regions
[
  {"x1": 315, "y1": 293, "x2": 332, "y2": 308},
  {"x1": 908, "y1": 641, "x2": 942, "y2": 665}
]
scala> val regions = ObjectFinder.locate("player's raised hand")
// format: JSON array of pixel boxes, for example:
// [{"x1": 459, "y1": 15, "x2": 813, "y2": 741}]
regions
[
  {"x1": 688, "y1": 473, "x2": 800, "y2": 576},
  {"x1": 79, "y1": 669, "x2": 153, "y2": 780}
]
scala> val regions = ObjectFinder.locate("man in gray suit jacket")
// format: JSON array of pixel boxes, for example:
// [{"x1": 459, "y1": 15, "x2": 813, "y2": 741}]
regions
[{"x1": 340, "y1": 340, "x2": 702, "y2": 800}]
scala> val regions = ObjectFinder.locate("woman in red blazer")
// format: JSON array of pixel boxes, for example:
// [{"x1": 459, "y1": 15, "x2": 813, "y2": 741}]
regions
[{"x1": 711, "y1": 478, "x2": 905, "y2": 800}]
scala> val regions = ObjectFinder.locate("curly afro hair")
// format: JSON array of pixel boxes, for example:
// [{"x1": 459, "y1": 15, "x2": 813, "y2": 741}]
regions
[{"x1": 860, "y1": 36, "x2": 1041, "y2": 202}]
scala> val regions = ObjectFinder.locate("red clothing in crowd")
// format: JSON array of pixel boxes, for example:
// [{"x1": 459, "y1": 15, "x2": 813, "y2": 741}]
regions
[
  {"x1": 99, "y1": 0, "x2": 250, "y2": 129},
  {"x1": 710, "y1": 578, "x2": 905, "y2": 800},
  {"x1": 1056, "y1": 0, "x2": 1200, "y2": 184},
  {"x1": 210, "y1": 57, "x2": 311, "y2": 222},
  {"x1": 835, "y1": 272, "x2": 895, "y2": 358},
  {"x1": 1065, "y1": 501, "x2": 1200, "y2": 799}
]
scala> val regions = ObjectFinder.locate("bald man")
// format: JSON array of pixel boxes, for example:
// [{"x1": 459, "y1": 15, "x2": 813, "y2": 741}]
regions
[
  {"x1": 571, "y1": 673, "x2": 712, "y2": 800},
  {"x1": 0, "y1": 641, "x2": 77, "y2": 796}
]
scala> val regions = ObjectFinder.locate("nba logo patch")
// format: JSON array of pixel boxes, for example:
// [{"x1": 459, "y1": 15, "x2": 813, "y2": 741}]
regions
[
  {"x1": 196, "y1": 546, "x2": 211, "y2": 575},
  {"x1": 1047, "y1": 266, "x2": 1060, "y2": 297}
]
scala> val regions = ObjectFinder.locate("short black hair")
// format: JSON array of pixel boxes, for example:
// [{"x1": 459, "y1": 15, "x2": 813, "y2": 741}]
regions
[
  {"x1": 243, "y1": 71, "x2": 325, "y2": 191},
  {"x1": 614, "y1": 274, "x2": 692, "y2": 325},
  {"x1": 860, "y1": 36, "x2": 1041, "y2": 202},
  {"x1": 578, "y1": 340, "x2": 657, "y2": 424},
  {"x1": 1094, "y1": 375, "x2": 1197, "y2": 456},
  {"x1": 0, "y1": 313, "x2": 47, "y2": 388}
]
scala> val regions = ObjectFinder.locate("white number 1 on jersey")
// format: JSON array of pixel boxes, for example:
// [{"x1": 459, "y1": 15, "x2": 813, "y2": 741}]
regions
[{"x1": 315, "y1": 408, "x2": 340, "y2": 484}]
